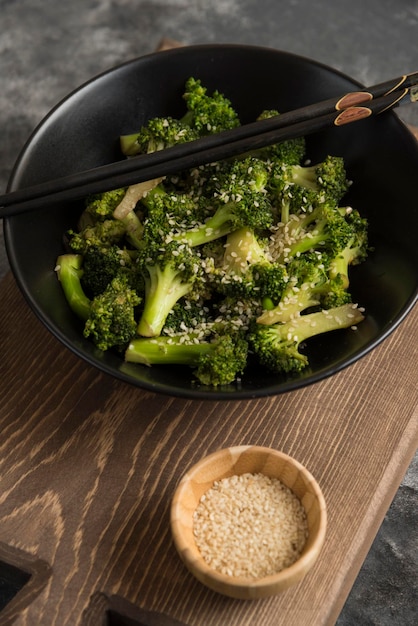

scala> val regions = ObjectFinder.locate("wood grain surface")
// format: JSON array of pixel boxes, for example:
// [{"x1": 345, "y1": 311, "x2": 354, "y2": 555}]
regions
[{"x1": 0, "y1": 270, "x2": 417, "y2": 626}]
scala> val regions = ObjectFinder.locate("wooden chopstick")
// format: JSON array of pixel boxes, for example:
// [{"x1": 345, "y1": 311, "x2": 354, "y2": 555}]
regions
[{"x1": 1, "y1": 72, "x2": 417, "y2": 219}]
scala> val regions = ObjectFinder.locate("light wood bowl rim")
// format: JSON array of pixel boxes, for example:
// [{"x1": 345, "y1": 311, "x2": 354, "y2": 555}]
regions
[{"x1": 170, "y1": 445, "x2": 327, "y2": 599}]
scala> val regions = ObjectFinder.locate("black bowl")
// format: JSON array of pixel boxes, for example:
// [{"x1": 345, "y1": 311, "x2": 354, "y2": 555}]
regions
[{"x1": 4, "y1": 44, "x2": 418, "y2": 399}]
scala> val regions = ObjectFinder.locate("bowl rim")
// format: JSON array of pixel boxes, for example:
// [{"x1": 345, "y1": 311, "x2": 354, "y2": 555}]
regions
[
  {"x1": 4, "y1": 43, "x2": 418, "y2": 400},
  {"x1": 170, "y1": 445, "x2": 327, "y2": 596}
]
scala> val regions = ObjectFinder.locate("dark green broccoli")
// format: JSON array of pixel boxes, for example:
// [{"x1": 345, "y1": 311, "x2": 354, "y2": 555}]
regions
[
  {"x1": 216, "y1": 227, "x2": 287, "y2": 307},
  {"x1": 55, "y1": 254, "x2": 91, "y2": 321},
  {"x1": 120, "y1": 76, "x2": 240, "y2": 157},
  {"x1": 270, "y1": 203, "x2": 356, "y2": 264},
  {"x1": 328, "y1": 208, "x2": 369, "y2": 289},
  {"x1": 84, "y1": 188, "x2": 127, "y2": 219},
  {"x1": 120, "y1": 116, "x2": 199, "y2": 156},
  {"x1": 249, "y1": 303, "x2": 365, "y2": 374},
  {"x1": 253, "y1": 109, "x2": 306, "y2": 165},
  {"x1": 257, "y1": 251, "x2": 350, "y2": 325},
  {"x1": 139, "y1": 182, "x2": 210, "y2": 230},
  {"x1": 80, "y1": 244, "x2": 135, "y2": 297},
  {"x1": 56, "y1": 78, "x2": 369, "y2": 386},
  {"x1": 282, "y1": 155, "x2": 349, "y2": 204},
  {"x1": 162, "y1": 298, "x2": 213, "y2": 335},
  {"x1": 181, "y1": 76, "x2": 241, "y2": 135},
  {"x1": 82, "y1": 188, "x2": 145, "y2": 249},
  {"x1": 125, "y1": 328, "x2": 248, "y2": 386},
  {"x1": 68, "y1": 219, "x2": 127, "y2": 253},
  {"x1": 136, "y1": 239, "x2": 205, "y2": 337},
  {"x1": 172, "y1": 157, "x2": 274, "y2": 248},
  {"x1": 268, "y1": 154, "x2": 349, "y2": 224},
  {"x1": 83, "y1": 274, "x2": 141, "y2": 352}
]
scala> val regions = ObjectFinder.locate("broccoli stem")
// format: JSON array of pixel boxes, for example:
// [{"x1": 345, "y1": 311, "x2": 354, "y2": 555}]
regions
[
  {"x1": 125, "y1": 334, "x2": 213, "y2": 365},
  {"x1": 251, "y1": 303, "x2": 365, "y2": 374},
  {"x1": 257, "y1": 291, "x2": 321, "y2": 325},
  {"x1": 120, "y1": 210, "x2": 144, "y2": 249},
  {"x1": 55, "y1": 254, "x2": 91, "y2": 321},
  {"x1": 174, "y1": 204, "x2": 243, "y2": 248},
  {"x1": 223, "y1": 227, "x2": 269, "y2": 269},
  {"x1": 119, "y1": 132, "x2": 142, "y2": 156},
  {"x1": 328, "y1": 244, "x2": 362, "y2": 289},
  {"x1": 289, "y1": 165, "x2": 318, "y2": 190},
  {"x1": 137, "y1": 264, "x2": 192, "y2": 337},
  {"x1": 279, "y1": 303, "x2": 364, "y2": 343}
]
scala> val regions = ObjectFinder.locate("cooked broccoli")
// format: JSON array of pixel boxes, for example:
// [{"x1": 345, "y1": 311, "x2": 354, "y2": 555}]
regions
[
  {"x1": 139, "y1": 182, "x2": 210, "y2": 230},
  {"x1": 83, "y1": 274, "x2": 141, "y2": 351},
  {"x1": 217, "y1": 226, "x2": 287, "y2": 307},
  {"x1": 55, "y1": 254, "x2": 91, "y2": 321},
  {"x1": 120, "y1": 116, "x2": 199, "y2": 156},
  {"x1": 250, "y1": 303, "x2": 365, "y2": 374},
  {"x1": 125, "y1": 328, "x2": 248, "y2": 386},
  {"x1": 56, "y1": 255, "x2": 141, "y2": 351},
  {"x1": 84, "y1": 188, "x2": 127, "y2": 219},
  {"x1": 56, "y1": 78, "x2": 369, "y2": 386},
  {"x1": 328, "y1": 208, "x2": 369, "y2": 289},
  {"x1": 283, "y1": 155, "x2": 349, "y2": 204},
  {"x1": 68, "y1": 219, "x2": 127, "y2": 253},
  {"x1": 268, "y1": 154, "x2": 349, "y2": 224},
  {"x1": 270, "y1": 203, "x2": 356, "y2": 265},
  {"x1": 257, "y1": 251, "x2": 350, "y2": 325},
  {"x1": 253, "y1": 109, "x2": 306, "y2": 165},
  {"x1": 120, "y1": 76, "x2": 239, "y2": 157},
  {"x1": 69, "y1": 197, "x2": 145, "y2": 254},
  {"x1": 136, "y1": 239, "x2": 205, "y2": 337},
  {"x1": 181, "y1": 76, "x2": 240, "y2": 134},
  {"x1": 171, "y1": 157, "x2": 274, "y2": 248},
  {"x1": 79, "y1": 244, "x2": 135, "y2": 297},
  {"x1": 162, "y1": 298, "x2": 213, "y2": 335}
]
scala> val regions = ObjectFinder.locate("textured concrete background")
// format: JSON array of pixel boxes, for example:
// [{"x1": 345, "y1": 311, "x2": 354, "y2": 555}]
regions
[{"x1": 0, "y1": 1, "x2": 417, "y2": 624}]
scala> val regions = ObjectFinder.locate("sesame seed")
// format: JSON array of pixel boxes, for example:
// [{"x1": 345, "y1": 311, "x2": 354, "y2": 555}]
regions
[{"x1": 193, "y1": 473, "x2": 308, "y2": 579}]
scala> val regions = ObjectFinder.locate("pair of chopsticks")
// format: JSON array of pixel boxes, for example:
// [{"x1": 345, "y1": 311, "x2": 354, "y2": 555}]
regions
[{"x1": 1, "y1": 71, "x2": 417, "y2": 219}]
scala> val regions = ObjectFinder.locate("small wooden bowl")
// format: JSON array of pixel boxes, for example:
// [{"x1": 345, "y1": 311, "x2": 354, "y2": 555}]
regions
[{"x1": 170, "y1": 445, "x2": 327, "y2": 599}]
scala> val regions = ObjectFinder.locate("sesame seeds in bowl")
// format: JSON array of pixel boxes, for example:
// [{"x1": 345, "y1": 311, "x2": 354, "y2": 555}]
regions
[
  {"x1": 170, "y1": 445, "x2": 327, "y2": 599},
  {"x1": 193, "y1": 472, "x2": 309, "y2": 579}
]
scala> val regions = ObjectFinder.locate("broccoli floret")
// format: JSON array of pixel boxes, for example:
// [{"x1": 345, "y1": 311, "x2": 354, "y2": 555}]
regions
[
  {"x1": 257, "y1": 251, "x2": 350, "y2": 325},
  {"x1": 120, "y1": 116, "x2": 199, "y2": 156},
  {"x1": 68, "y1": 219, "x2": 127, "y2": 254},
  {"x1": 79, "y1": 244, "x2": 135, "y2": 297},
  {"x1": 328, "y1": 208, "x2": 369, "y2": 289},
  {"x1": 270, "y1": 203, "x2": 355, "y2": 264},
  {"x1": 119, "y1": 75, "x2": 239, "y2": 157},
  {"x1": 82, "y1": 188, "x2": 145, "y2": 249},
  {"x1": 85, "y1": 188, "x2": 127, "y2": 220},
  {"x1": 140, "y1": 182, "x2": 210, "y2": 230},
  {"x1": 284, "y1": 155, "x2": 349, "y2": 204},
  {"x1": 181, "y1": 77, "x2": 240, "y2": 135},
  {"x1": 55, "y1": 254, "x2": 91, "y2": 321},
  {"x1": 125, "y1": 328, "x2": 248, "y2": 386},
  {"x1": 254, "y1": 109, "x2": 306, "y2": 165},
  {"x1": 136, "y1": 239, "x2": 205, "y2": 337},
  {"x1": 268, "y1": 154, "x2": 349, "y2": 224},
  {"x1": 173, "y1": 157, "x2": 274, "y2": 248},
  {"x1": 83, "y1": 274, "x2": 141, "y2": 352},
  {"x1": 218, "y1": 227, "x2": 287, "y2": 306},
  {"x1": 85, "y1": 184, "x2": 174, "y2": 250},
  {"x1": 162, "y1": 298, "x2": 213, "y2": 335},
  {"x1": 249, "y1": 303, "x2": 365, "y2": 374}
]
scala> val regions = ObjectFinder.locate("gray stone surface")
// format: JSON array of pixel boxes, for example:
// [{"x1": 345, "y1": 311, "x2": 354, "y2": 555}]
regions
[{"x1": 0, "y1": 1, "x2": 417, "y2": 623}]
